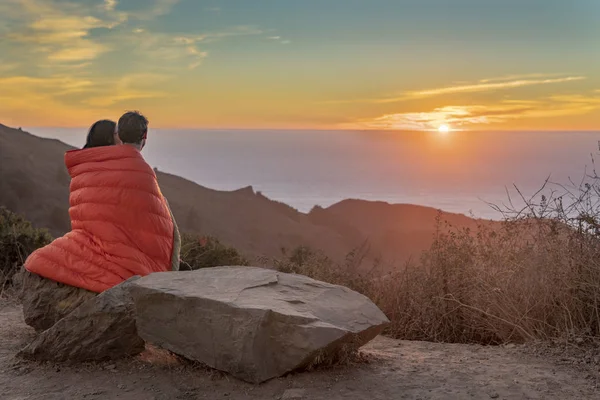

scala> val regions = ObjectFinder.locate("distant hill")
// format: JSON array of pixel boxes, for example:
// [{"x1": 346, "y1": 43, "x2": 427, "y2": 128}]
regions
[
  {"x1": 309, "y1": 200, "x2": 493, "y2": 266},
  {"x1": 0, "y1": 123, "x2": 494, "y2": 267}
]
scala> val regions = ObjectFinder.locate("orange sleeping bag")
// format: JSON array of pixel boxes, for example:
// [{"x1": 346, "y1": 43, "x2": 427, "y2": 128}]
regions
[{"x1": 24, "y1": 145, "x2": 175, "y2": 293}]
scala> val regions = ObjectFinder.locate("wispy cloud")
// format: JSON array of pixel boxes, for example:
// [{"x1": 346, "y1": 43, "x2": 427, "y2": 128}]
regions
[
  {"x1": 347, "y1": 105, "x2": 514, "y2": 131},
  {"x1": 2, "y1": 0, "x2": 187, "y2": 68},
  {"x1": 6, "y1": 0, "x2": 127, "y2": 63},
  {"x1": 131, "y1": 30, "x2": 208, "y2": 70},
  {"x1": 0, "y1": 72, "x2": 172, "y2": 126},
  {"x1": 3, "y1": 1, "x2": 268, "y2": 72},
  {"x1": 133, "y1": 0, "x2": 180, "y2": 20},
  {"x1": 326, "y1": 74, "x2": 586, "y2": 105},
  {"x1": 267, "y1": 35, "x2": 291, "y2": 44},
  {"x1": 400, "y1": 76, "x2": 585, "y2": 100},
  {"x1": 0, "y1": 75, "x2": 94, "y2": 96},
  {"x1": 348, "y1": 94, "x2": 600, "y2": 131},
  {"x1": 478, "y1": 73, "x2": 565, "y2": 83},
  {"x1": 0, "y1": 62, "x2": 20, "y2": 73},
  {"x1": 161, "y1": 26, "x2": 263, "y2": 68},
  {"x1": 103, "y1": 0, "x2": 117, "y2": 12},
  {"x1": 84, "y1": 73, "x2": 171, "y2": 107},
  {"x1": 0, "y1": 1, "x2": 289, "y2": 127},
  {"x1": 175, "y1": 25, "x2": 264, "y2": 44},
  {"x1": 0, "y1": 74, "x2": 102, "y2": 126}
]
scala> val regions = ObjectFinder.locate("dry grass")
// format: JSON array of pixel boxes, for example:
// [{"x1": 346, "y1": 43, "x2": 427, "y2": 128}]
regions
[
  {"x1": 274, "y1": 212, "x2": 600, "y2": 345},
  {"x1": 0, "y1": 207, "x2": 52, "y2": 298},
  {"x1": 180, "y1": 233, "x2": 249, "y2": 271}
]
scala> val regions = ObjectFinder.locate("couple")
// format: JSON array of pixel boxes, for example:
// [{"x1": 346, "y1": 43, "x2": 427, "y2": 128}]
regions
[{"x1": 21, "y1": 111, "x2": 181, "y2": 332}]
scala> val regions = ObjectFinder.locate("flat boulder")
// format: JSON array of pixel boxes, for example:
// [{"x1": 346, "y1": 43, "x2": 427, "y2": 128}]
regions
[
  {"x1": 18, "y1": 277, "x2": 145, "y2": 362},
  {"x1": 129, "y1": 267, "x2": 389, "y2": 383}
]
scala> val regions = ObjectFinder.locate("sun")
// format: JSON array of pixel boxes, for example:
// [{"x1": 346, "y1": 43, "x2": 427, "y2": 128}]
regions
[{"x1": 438, "y1": 124, "x2": 450, "y2": 134}]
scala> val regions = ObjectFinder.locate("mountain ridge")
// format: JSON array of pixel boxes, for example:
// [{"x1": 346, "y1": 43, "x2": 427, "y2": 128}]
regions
[{"x1": 0, "y1": 123, "x2": 493, "y2": 266}]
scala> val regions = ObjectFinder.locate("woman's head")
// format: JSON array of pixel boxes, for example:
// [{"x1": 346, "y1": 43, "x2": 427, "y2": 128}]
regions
[{"x1": 83, "y1": 120, "x2": 120, "y2": 149}]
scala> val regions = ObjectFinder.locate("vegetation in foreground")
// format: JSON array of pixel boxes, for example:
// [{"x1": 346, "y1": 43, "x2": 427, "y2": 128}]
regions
[
  {"x1": 273, "y1": 216, "x2": 600, "y2": 344},
  {"x1": 0, "y1": 207, "x2": 52, "y2": 293},
  {"x1": 179, "y1": 233, "x2": 249, "y2": 270},
  {"x1": 271, "y1": 173, "x2": 600, "y2": 345},
  {"x1": 4, "y1": 170, "x2": 600, "y2": 345}
]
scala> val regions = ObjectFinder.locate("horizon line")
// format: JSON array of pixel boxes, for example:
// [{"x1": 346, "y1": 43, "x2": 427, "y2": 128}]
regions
[{"x1": 13, "y1": 124, "x2": 600, "y2": 134}]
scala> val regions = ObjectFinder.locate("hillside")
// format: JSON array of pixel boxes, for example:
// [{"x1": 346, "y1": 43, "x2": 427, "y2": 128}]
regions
[
  {"x1": 0, "y1": 123, "x2": 493, "y2": 265},
  {"x1": 310, "y1": 200, "x2": 493, "y2": 265}
]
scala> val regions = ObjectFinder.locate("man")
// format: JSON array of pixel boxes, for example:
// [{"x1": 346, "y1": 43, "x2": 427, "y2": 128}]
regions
[
  {"x1": 21, "y1": 111, "x2": 180, "y2": 332},
  {"x1": 116, "y1": 111, "x2": 181, "y2": 273}
]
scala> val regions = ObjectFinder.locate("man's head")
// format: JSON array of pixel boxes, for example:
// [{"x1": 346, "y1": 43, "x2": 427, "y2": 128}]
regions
[{"x1": 117, "y1": 111, "x2": 149, "y2": 150}]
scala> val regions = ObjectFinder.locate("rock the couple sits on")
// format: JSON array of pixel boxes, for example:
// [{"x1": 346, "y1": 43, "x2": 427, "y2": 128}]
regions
[
  {"x1": 20, "y1": 111, "x2": 181, "y2": 332},
  {"x1": 18, "y1": 111, "x2": 389, "y2": 383}
]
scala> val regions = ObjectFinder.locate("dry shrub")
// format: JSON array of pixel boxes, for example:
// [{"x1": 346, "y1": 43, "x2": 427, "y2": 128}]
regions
[
  {"x1": 274, "y1": 241, "x2": 378, "y2": 296},
  {"x1": 274, "y1": 171, "x2": 600, "y2": 345},
  {"x1": 378, "y1": 217, "x2": 600, "y2": 344},
  {"x1": 0, "y1": 207, "x2": 52, "y2": 294},
  {"x1": 180, "y1": 233, "x2": 249, "y2": 271}
]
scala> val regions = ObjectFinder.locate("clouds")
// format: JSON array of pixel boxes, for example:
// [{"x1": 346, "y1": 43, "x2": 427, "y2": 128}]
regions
[
  {"x1": 0, "y1": 74, "x2": 101, "y2": 126},
  {"x1": 0, "y1": 71, "x2": 173, "y2": 127},
  {"x1": 0, "y1": 0, "x2": 181, "y2": 122},
  {"x1": 134, "y1": 0, "x2": 180, "y2": 20},
  {"x1": 129, "y1": 29, "x2": 209, "y2": 70},
  {"x1": 328, "y1": 74, "x2": 587, "y2": 105},
  {"x1": 84, "y1": 73, "x2": 171, "y2": 107},
  {"x1": 103, "y1": 0, "x2": 117, "y2": 12},
  {"x1": 331, "y1": 72, "x2": 597, "y2": 131},
  {"x1": 350, "y1": 95, "x2": 600, "y2": 131},
  {"x1": 267, "y1": 35, "x2": 291, "y2": 44},
  {"x1": 1, "y1": 2, "x2": 594, "y2": 130},
  {"x1": 348, "y1": 105, "x2": 517, "y2": 131},
  {"x1": 3, "y1": 0, "x2": 259, "y2": 69},
  {"x1": 400, "y1": 75, "x2": 585, "y2": 101},
  {"x1": 134, "y1": 25, "x2": 263, "y2": 70},
  {"x1": 0, "y1": 62, "x2": 20, "y2": 73},
  {"x1": 175, "y1": 25, "x2": 265, "y2": 45},
  {"x1": 0, "y1": 0, "x2": 279, "y2": 122},
  {"x1": 6, "y1": 0, "x2": 127, "y2": 64}
]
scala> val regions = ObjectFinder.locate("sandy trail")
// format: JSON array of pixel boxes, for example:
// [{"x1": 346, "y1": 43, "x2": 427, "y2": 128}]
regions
[{"x1": 0, "y1": 301, "x2": 597, "y2": 400}]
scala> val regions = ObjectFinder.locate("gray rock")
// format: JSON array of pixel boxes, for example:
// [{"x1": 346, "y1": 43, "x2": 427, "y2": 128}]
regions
[
  {"x1": 281, "y1": 388, "x2": 306, "y2": 399},
  {"x1": 130, "y1": 267, "x2": 389, "y2": 383},
  {"x1": 18, "y1": 269, "x2": 97, "y2": 332},
  {"x1": 18, "y1": 277, "x2": 145, "y2": 362}
]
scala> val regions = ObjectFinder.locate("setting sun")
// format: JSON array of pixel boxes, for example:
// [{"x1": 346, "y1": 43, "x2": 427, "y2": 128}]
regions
[{"x1": 438, "y1": 125, "x2": 450, "y2": 134}]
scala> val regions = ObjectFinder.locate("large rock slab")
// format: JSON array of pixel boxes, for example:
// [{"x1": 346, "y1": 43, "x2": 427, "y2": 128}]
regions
[
  {"x1": 18, "y1": 277, "x2": 145, "y2": 362},
  {"x1": 129, "y1": 267, "x2": 389, "y2": 383}
]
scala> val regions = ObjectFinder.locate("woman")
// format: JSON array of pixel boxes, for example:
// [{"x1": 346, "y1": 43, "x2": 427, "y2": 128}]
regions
[{"x1": 83, "y1": 119, "x2": 121, "y2": 148}]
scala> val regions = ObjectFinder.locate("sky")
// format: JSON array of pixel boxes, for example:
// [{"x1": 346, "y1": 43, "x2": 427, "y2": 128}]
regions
[{"x1": 1, "y1": 0, "x2": 599, "y2": 131}]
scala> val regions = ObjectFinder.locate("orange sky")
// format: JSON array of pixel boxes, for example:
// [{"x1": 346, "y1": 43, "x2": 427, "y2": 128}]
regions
[{"x1": 1, "y1": 0, "x2": 599, "y2": 131}]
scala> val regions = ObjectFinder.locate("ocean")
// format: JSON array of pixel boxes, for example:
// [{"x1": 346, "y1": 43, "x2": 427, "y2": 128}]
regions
[{"x1": 27, "y1": 128, "x2": 600, "y2": 220}]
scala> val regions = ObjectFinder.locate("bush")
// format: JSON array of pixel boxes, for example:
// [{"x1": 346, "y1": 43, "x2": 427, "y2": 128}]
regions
[
  {"x1": 180, "y1": 233, "x2": 249, "y2": 270},
  {"x1": 272, "y1": 211, "x2": 600, "y2": 345},
  {"x1": 269, "y1": 168, "x2": 600, "y2": 345},
  {"x1": 0, "y1": 207, "x2": 52, "y2": 291}
]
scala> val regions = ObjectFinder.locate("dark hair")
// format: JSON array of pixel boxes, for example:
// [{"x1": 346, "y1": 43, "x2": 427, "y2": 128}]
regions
[
  {"x1": 117, "y1": 111, "x2": 148, "y2": 145},
  {"x1": 83, "y1": 120, "x2": 117, "y2": 149}
]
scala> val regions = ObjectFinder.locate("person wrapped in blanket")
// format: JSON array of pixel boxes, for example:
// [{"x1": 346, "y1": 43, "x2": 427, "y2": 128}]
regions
[{"x1": 21, "y1": 111, "x2": 181, "y2": 332}]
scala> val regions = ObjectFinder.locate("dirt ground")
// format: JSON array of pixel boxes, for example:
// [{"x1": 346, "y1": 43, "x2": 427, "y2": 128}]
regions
[{"x1": 1, "y1": 301, "x2": 598, "y2": 400}]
